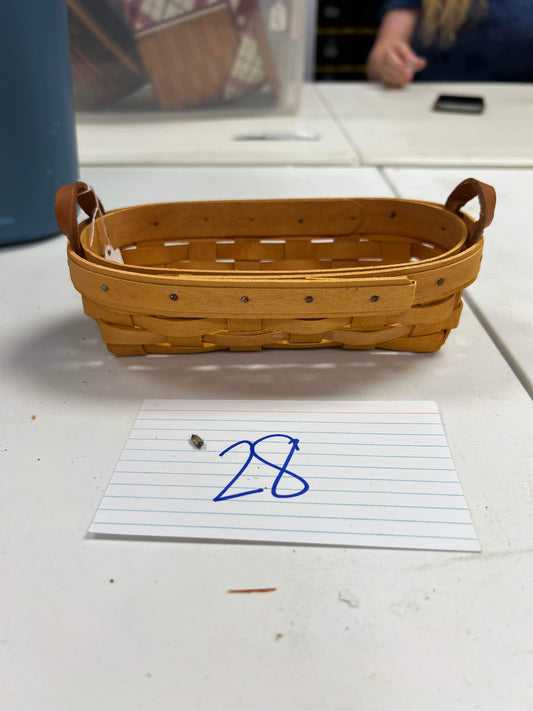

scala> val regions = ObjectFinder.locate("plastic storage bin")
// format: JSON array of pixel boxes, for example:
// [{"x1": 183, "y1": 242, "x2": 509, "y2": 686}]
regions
[{"x1": 67, "y1": 0, "x2": 305, "y2": 115}]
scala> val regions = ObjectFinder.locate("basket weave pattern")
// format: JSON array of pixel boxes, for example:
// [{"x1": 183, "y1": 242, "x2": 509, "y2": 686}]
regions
[
  {"x1": 55, "y1": 179, "x2": 495, "y2": 356},
  {"x1": 121, "y1": 0, "x2": 277, "y2": 110}
]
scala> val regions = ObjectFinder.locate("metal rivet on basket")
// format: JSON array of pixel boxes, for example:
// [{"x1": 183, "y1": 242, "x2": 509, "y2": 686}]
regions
[
  {"x1": 437, "y1": 278, "x2": 445, "y2": 286},
  {"x1": 101, "y1": 285, "x2": 109, "y2": 292},
  {"x1": 169, "y1": 293, "x2": 178, "y2": 301},
  {"x1": 390, "y1": 212, "x2": 396, "y2": 218},
  {"x1": 370, "y1": 295, "x2": 379, "y2": 302},
  {"x1": 304, "y1": 296, "x2": 313, "y2": 303},
  {"x1": 241, "y1": 296, "x2": 249, "y2": 303}
]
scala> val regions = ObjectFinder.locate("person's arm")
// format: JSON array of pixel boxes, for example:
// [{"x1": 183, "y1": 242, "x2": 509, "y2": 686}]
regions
[{"x1": 366, "y1": 9, "x2": 427, "y2": 87}]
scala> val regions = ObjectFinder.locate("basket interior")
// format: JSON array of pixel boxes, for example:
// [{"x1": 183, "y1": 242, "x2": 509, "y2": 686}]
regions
[{"x1": 80, "y1": 198, "x2": 468, "y2": 273}]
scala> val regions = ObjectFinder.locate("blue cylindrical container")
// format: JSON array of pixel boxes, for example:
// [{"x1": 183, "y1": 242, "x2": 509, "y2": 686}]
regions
[{"x1": 0, "y1": 0, "x2": 78, "y2": 245}]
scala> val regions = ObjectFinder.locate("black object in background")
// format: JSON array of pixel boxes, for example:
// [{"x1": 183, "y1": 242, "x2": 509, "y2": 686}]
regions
[
  {"x1": 315, "y1": 0, "x2": 382, "y2": 81},
  {"x1": 433, "y1": 95, "x2": 485, "y2": 114}
]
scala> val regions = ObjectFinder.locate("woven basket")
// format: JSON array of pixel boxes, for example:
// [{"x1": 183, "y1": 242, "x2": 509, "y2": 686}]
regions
[
  {"x1": 55, "y1": 178, "x2": 495, "y2": 356},
  {"x1": 120, "y1": 0, "x2": 278, "y2": 110}
]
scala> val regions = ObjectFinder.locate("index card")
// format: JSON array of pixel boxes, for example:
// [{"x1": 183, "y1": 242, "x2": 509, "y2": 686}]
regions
[{"x1": 90, "y1": 400, "x2": 480, "y2": 552}]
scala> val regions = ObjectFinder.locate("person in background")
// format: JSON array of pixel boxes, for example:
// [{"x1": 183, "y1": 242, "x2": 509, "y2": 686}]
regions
[{"x1": 366, "y1": 0, "x2": 533, "y2": 87}]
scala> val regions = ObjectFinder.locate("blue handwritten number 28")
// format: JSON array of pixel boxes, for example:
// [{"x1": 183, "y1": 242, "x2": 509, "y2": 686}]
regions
[{"x1": 213, "y1": 434, "x2": 309, "y2": 502}]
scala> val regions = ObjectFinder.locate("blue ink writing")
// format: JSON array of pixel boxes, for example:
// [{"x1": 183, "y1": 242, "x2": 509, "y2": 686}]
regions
[{"x1": 213, "y1": 434, "x2": 309, "y2": 502}]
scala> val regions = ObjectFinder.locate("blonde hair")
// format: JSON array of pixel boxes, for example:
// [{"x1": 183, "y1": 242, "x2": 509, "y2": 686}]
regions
[{"x1": 420, "y1": 0, "x2": 488, "y2": 47}]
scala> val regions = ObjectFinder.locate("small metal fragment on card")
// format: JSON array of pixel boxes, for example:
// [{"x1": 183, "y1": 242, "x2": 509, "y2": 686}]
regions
[{"x1": 190, "y1": 434, "x2": 204, "y2": 449}]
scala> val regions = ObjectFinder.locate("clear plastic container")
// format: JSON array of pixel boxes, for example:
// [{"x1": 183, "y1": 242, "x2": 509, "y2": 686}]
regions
[{"x1": 68, "y1": 0, "x2": 305, "y2": 116}]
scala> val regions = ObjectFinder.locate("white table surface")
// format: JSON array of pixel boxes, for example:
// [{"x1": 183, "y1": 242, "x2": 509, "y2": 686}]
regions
[
  {"x1": 2, "y1": 167, "x2": 532, "y2": 711},
  {"x1": 76, "y1": 85, "x2": 358, "y2": 167},
  {"x1": 317, "y1": 82, "x2": 533, "y2": 167},
  {"x1": 385, "y1": 167, "x2": 533, "y2": 397}
]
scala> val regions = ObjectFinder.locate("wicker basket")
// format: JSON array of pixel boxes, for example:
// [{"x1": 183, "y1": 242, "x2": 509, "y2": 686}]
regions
[
  {"x1": 120, "y1": 0, "x2": 278, "y2": 110},
  {"x1": 55, "y1": 178, "x2": 495, "y2": 356}
]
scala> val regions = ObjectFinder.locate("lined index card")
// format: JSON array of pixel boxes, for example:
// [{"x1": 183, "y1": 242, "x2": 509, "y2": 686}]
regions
[{"x1": 90, "y1": 400, "x2": 480, "y2": 552}]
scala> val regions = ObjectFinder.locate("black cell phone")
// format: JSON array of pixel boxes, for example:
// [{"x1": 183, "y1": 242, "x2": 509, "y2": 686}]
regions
[{"x1": 432, "y1": 94, "x2": 484, "y2": 114}]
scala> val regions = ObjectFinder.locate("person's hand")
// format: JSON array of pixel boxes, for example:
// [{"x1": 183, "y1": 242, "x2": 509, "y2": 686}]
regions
[{"x1": 367, "y1": 39, "x2": 427, "y2": 87}]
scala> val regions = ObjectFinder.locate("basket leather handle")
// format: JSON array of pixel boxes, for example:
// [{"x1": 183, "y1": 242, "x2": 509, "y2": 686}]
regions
[
  {"x1": 55, "y1": 181, "x2": 105, "y2": 255},
  {"x1": 445, "y1": 178, "x2": 496, "y2": 247}
]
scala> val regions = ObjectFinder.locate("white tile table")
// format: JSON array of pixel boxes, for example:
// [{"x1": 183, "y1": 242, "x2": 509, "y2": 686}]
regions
[
  {"x1": 1, "y1": 168, "x2": 532, "y2": 711},
  {"x1": 76, "y1": 85, "x2": 358, "y2": 167},
  {"x1": 317, "y1": 82, "x2": 533, "y2": 167},
  {"x1": 385, "y1": 167, "x2": 533, "y2": 396}
]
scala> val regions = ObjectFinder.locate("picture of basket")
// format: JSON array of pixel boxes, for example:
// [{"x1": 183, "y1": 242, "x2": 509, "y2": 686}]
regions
[
  {"x1": 120, "y1": 0, "x2": 279, "y2": 110},
  {"x1": 55, "y1": 178, "x2": 495, "y2": 356}
]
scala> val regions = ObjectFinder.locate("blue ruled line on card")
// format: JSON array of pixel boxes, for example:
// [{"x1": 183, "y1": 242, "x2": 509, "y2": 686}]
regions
[
  {"x1": 123, "y1": 450, "x2": 452, "y2": 459},
  {"x1": 102, "y1": 495, "x2": 468, "y2": 511},
  {"x1": 98, "y1": 507, "x2": 473, "y2": 527},
  {"x1": 114, "y1": 471, "x2": 457, "y2": 483},
  {"x1": 107, "y1": 482, "x2": 464, "y2": 496},
  {"x1": 128, "y1": 440, "x2": 449, "y2": 448}
]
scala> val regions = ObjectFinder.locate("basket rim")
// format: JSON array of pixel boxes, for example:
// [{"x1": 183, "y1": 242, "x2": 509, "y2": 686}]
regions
[
  {"x1": 68, "y1": 235, "x2": 483, "y2": 288},
  {"x1": 77, "y1": 197, "x2": 472, "y2": 277},
  {"x1": 68, "y1": 244, "x2": 482, "y2": 320}
]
